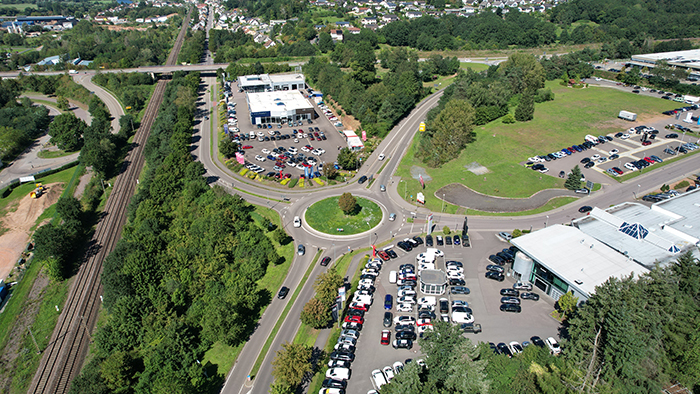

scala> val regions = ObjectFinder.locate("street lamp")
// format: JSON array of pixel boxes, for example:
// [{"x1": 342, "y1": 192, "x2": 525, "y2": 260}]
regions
[
  {"x1": 441, "y1": 194, "x2": 445, "y2": 213},
  {"x1": 634, "y1": 184, "x2": 641, "y2": 199},
  {"x1": 545, "y1": 215, "x2": 549, "y2": 228}
]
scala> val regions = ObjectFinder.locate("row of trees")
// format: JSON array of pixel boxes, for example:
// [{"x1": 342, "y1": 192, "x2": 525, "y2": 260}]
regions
[
  {"x1": 0, "y1": 79, "x2": 51, "y2": 165},
  {"x1": 178, "y1": 30, "x2": 206, "y2": 65},
  {"x1": 93, "y1": 72, "x2": 156, "y2": 113},
  {"x1": 383, "y1": 252, "x2": 700, "y2": 393},
  {"x1": 300, "y1": 269, "x2": 343, "y2": 329},
  {"x1": 70, "y1": 71, "x2": 284, "y2": 393}
]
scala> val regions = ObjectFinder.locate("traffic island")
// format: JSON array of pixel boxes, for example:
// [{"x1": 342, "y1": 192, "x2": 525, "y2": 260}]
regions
[{"x1": 304, "y1": 195, "x2": 382, "y2": 235}]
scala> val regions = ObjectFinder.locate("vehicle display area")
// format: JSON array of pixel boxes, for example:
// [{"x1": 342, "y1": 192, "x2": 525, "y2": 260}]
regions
[
  {"x1": 342, "y1": 231, "x2": 560, "y2": 394},
  {"x1": 221, "y1": 81, "x2": 348, "y2": 179}
]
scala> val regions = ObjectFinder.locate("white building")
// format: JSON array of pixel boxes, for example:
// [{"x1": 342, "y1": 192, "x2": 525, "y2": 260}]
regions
[
  {"x1": 237, "y1": 73, "x2": 306, "y2": 93},
  {"x1": 245, "y1": 90, "x2": 315, "y2": 125},
  {"x1": 342, "y1": 130, "x2": 364, "y2": 151}
]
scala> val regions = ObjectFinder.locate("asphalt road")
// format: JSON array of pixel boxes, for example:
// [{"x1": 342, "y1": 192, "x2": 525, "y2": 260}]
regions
[{"x1": 71, "y1": 73, "x2": 125, "y2": 134}]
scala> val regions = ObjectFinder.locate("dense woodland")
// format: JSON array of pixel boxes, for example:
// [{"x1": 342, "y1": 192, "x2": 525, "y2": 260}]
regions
[
  {"x1": 93, "y1": 72, "x2": 156, "y2": 113},
  {"x1": 0, "y1": 79, "x2": 51, "y2": 166},
  {"x1": 382, "y1": 252, "x2": 700, "y2": 394},
  {"x1": 68, "y1": 72, "x2": 283, "y2": 393},
  {"x1": 178, "y1": 29, "x2": 206, "y2": 65}
]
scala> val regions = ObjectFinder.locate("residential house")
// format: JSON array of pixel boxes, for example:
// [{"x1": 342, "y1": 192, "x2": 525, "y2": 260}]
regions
[
  {"x1": 406, "y1": 11, "x2": 422, "y2": 18},
  {"x1": 330, "y1": 29, "x2": 343, "y2": 41},
  {"x1": 361, "y1": 17, "x2": 377, "y2": 25},
  {"x1": 348, "y1": 26, "x2": 361, "y2": 34},
  {"x1": 382, "y1": 14, "x2": 399, "y2": 23}
]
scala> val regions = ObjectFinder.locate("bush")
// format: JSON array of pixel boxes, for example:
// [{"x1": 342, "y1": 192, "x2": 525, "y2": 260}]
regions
[
  {"x1": 339, "y1": 192, "x2": 358, "y2": 215},
  {"x1": 442, "y1": 226, "x2": 451, "y2": 235},
  {"x1": 288, "y1": 178, "x2": 298, "y2": 188},
  {"x1": 501, "y1": 113, "x2": 515, "y2": 124},
  {"x1": 674, "y1": 180, "x2": 690, "y2": 190}
]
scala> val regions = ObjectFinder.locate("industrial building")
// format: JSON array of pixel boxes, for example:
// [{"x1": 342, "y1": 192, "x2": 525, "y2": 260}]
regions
[
  {"x1": 237, "y1": 73, "x2": 306, "y2": 93},
  {"x1": 629, "y1": 49, "x2": 700, "y2": 79},
  {"x1": 510, "y1": 188, "x2": 700, "y2": 302},
  {"x1": 245, "y1": 90, "x2": 314, "y2": 125}
]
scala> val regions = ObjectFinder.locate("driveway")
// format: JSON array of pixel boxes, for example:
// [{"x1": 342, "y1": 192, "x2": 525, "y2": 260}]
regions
[{"x1": 437, "y1": 184, "x2": 579, "y2": 212}]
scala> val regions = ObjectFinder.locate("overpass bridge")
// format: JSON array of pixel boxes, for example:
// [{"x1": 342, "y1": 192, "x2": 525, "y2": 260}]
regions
[{"x1": 0, "y1": 63, "x2": 232, "y2": 78}]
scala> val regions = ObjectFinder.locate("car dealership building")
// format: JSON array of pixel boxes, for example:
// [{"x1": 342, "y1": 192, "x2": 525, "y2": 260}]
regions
[{"x1": 245, "y1": 90, "x2": 315, "y2": 125}]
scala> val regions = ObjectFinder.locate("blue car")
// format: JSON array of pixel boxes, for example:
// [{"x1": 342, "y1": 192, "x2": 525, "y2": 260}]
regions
[{"x1": 384, "y1": 294, "x2": 393, "y2": 310}]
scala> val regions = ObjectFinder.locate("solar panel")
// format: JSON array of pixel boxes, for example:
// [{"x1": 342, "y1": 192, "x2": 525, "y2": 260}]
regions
[{"x1": 618, "y1": 222, "x2": 649, "y2": 239}]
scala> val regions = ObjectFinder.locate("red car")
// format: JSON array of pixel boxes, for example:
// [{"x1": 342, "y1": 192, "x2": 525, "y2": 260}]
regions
[
  {"x1": 284, "y1": 173, "x2": 292, "y2": 179},
  {"x1": 381, "y1": 330, "x2": 391, "y2": 345},
  {"x1": 350, "y1": 302, "x2": 369, "y2": 312},
  {"x1": 241, "y1": 145, "x2": 253, "y2": 149},
  {"x1": 344, "y1": 315, "x2": 364, "y2": 324},
  {"x1": 642, "y1": 141, "x2": 652, "y2": 146},
  {"x1": 643, "y1": 157, "x2": 655, "y2": 164},
  {"x1": 377, "y1": 251, "x2": 390, "y2": 261}
]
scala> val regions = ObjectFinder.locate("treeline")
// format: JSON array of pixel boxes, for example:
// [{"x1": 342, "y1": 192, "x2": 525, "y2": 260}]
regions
[
  {"x1": 33, "y1": 20, "x2": 178, "y2": 69},
  {"x1": 0, "y1": 0, "x2": 101, "y2": 17},
  {"x1": 383, "y1": 251, "x2": 700, "y2": 394},
  {"x1": 104, "y1": 3, "x2": 185, "y2": 21},
  {"x1": 93, "y1": 72, "x2": 156, "y2": 113},
  {"x1": 382, "y1": 13, "x2": 556, "y2": 51},
  {"x1": 418, "y1": 53, "x2": 551, "y2": 166},
  {"x1": 178, "y1": 29, "x2": 206, "y2": 65},
  {"x1": 69, "y1": 71, "x2": 282, "y2": 393},
  {"x1": 223, "y1": 0, "x2": 307, "y2": 20},
  {"x1": 0, "y1": 79, "x2": 51, "y2": 165},
  {"x1": 211, "y1": 29, "x2": 277, "y2": 63},
  {"x1": 304, "y1": 42, "x2": 425, "y2": 137},
  {"x1": 551, "y1": 0, "x2": 700, "y2": 42},
  {"x1": 223, "y1": 61, "x2": 292, "y2": 80}
]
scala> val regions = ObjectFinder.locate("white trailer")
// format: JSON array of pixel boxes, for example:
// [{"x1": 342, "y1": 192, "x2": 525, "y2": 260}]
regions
[{"x1": 618, "y1": 110, "x2": 637, "y2": 121}]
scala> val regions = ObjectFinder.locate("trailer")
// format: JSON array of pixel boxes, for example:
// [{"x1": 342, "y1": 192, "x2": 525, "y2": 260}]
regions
[{"x1": 618, "y1": 110, "x2": 637, "y2": 121}]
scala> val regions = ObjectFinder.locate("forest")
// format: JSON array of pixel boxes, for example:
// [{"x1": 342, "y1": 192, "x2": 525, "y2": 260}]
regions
[
  {"x1": 382, "y1": 252, "x2": 700, "y2": 394},
  {"x1": 0, "y1": 79, "x2": 51, "y2": 166},
  {"x1": 67, "y1": 71, "x2": 284, "y2": 394},
  {"x1": 93, "y1": 72, "x2": 156, "y2": 113}
]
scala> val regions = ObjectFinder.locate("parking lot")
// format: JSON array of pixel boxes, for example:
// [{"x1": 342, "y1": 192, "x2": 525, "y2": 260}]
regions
[
  {"x1": 344, "y1": 231, "x2": 561, "y2": 394},
  {"x1": 223, "y1": 82, "x2": 349, "y2": 177}
]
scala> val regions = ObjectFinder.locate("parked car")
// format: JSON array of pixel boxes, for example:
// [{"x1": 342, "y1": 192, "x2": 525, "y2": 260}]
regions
[
  {"x1": 546, "y1": 337, "x2": 562, "y2": 355},
  {"x1": 530, "y1": 336, "x2": 546, "y2": 348},
  {"x1": 450, "y1": 286, "x2": 470, "y2": 295},
  {"x1": 513, "y1": 282, "x2": 533, "y2": 291},
  {"x1": 485, "y1": 271, "x2": 505, "y2": 282},
  {"x1": 500, "y1": 296, "x2": 521, "y2": 305},
  {"x1": 381, "y1": 330, "x2": 391, "y2": 345},
  {"x1": 393, "y1": 339, "x2": 413, "y2": 349},
  {"x1": 487, "y1": 264, "x2": 505, "y2": 273},
  {"x1": 521, "y1": 292, "x2": 540, "y2": 301},
  {"x1": 500, "y1": 288, "x2": 519, "y2": 297},
  {"x1": 425, "y1": 235, "x2": 433, "y2": 246},
  {"x1": 500, "y1": 304, "x2": 522, "y2": 313}
]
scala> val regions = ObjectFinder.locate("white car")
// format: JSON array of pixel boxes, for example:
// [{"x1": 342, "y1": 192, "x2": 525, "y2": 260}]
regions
[
  {"x1": 446, "y1": 271, "x2": 464, "y2": 279},
  {"x1": 255, "y1": 155, "x2": 266, "y2": 162},
  {"x1": 319, "y1": 388, "x2": 343, "y2": 394},
  {"x1": 394, "y1": 315, "x2": 416, "y2": 325},
  {"x1": 509, "y1": 341, "x2": 523, "y2": 355},
  {"x1": 326, "y1": 367, "x2": 350, "y2": 380},
  {"x1": 382, "y1": 365, "x2": 395, "y2": 381},
  {"x1": 591, "y1": 154, "x2": 601, "y2": 160},
  {"x1": 288, "y1": 147, "x2": 298, "y2": 154},
  {"x1": 293, "y1": 216, "x2": 301, "y2": 227},
  {"x1": 452, "y1": 300, "x2": 468, "y2": 308},
  {"x1": 371, "y1": 369, "x2": 388, "y2": 390},
  {"x1": 528, "y1": 156, "x2": 541, "y2": 162},
  {"x1": 396, "y1": 303, "x2": 413, "y2": 312},
  {"x1": 353, "y1": 294, "x2": 372, "y2": 305},
  {"x1": 620, "y1": 133, "x2": 630, "y2": 139},
  {"x1": 451, "y1": 311, "x2": 474, "y2": 324},
  {"x1": 257, "y1": 131, "x2": 265, "y2": 137},
  {"x1": 609, "y1": 149, "x2": 619, "y2": 155},
  {"x1": 418, "y1": 296, "x2": 436, "y2": 306},
  {"x1": 398, "y1": 295, "x2": 416, "y2": 304},
  {"x1": 301, "y1": 146, "x2": 310, "y2": 152},
  {"x1": 393, "y1": 361, "x2": 404, "y2": 374},
  {"x1": 378, "y1": 153, "x2": 385, "y2": 160},
  {"x1": 317, "y1": 148, "x2": 326, "y2": 154},
  {"x1": 397, "y1": 289, "x2": 416, "y2": 298},
  {"x1": 268, "y1": 129, "x2": 275, "y2": 135},
  {"x1": 546, "y1": 337, "x2": 562, "y2": 355},
  {"x1": 262, "y1": 148, "x2": 270, "y2": 154},
  {"x1": 624, "y1": 162, "x2": 637, "y2": 171},
  {"x1": 417, "y1": 324, "x2": 433, "y2": 335},
  {"x1": 446, "y1": 266, "x2": 464, "y2": 273}
]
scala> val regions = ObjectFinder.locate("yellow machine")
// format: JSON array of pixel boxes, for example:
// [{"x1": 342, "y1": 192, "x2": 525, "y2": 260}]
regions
[
  {"x1": 419, "y1": 122, "x2": 426, "y2": 132},
  {"x1": 30, "y1": 183, "x2": 46, "y2": 199}
]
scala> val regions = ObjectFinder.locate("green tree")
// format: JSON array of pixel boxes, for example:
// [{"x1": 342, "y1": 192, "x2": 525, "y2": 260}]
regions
[
  {"x1": 322, "y1": 162, "x2": 337, "y2": 179},
  {"x1": 271, "y1": 342, "x2": 312, "y2": 388},
  {"x1": 313, "y1": 269, "x2": 344, "y2": 306},
  {"x1": 557, "y1": 291, "x2": 578, "y2": 320},
  {"x1": 565, "y1": 165, "x2": 582, "y2": 190},
  {"x1": 219, "y1": 138, "x2": 238, "y2": 159},
  {"x1": 499, "y1": 53, "x2": 546, "y2": 94},
  {"x1": 442, "y1": 226, "x2": 451, "y2": 235},
  {"x1": 338, "y1": 192, "x2": 358, "y2": 215},
  {"x1": 56, "y1": 96, "x2": 69, "y2": 111},
  {"x1": 514, "y1": 90, "x2": 535, "y2": 122},
  {"x1": 318, "y1": 32, "x2": 334, "y2": 53},
  {"x1": 419, "y1": 99, "x2": 476, "y2": 167},
  {"x1": 337, "y1": 148, "x2": 357, "y2": 170},
  {"x1": 48, "y1": 113, "x2": 86, "y2": 151},
  {"x1": 300, "y1": 297, "x2": 331, "y2": 328}
]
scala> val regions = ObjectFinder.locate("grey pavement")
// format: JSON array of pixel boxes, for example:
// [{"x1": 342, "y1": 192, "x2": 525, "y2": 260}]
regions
[{"x1": 438, "y1": 184, "x2": 579, "y2": 212}]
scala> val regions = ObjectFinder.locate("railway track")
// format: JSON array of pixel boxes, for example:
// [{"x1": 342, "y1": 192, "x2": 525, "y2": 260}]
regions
[{"x1": 27, "y1": 9, "x2": 191, "y2": 394}]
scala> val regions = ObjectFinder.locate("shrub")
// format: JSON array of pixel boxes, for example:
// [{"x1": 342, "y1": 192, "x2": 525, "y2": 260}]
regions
[
  {"x1": 442, "y1": 226, "x2": 451, "y2": 235},
  {"x1": 339, "y1": 193, "x2": 358, "y2": 215},
  {"x1": 288, "y1": 178, "x2": 298, "y2": 188},
  {"x1": 674, "y1": 180, "x2": 690, "y2": 190},
  {"x1": 502, "y1": 113, "x2": 515, "y2": 124}
]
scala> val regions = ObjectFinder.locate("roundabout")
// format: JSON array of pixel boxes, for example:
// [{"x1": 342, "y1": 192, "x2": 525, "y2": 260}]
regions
[{"x1": 304, "y1": 195, "x2": 383, "y2": 235}]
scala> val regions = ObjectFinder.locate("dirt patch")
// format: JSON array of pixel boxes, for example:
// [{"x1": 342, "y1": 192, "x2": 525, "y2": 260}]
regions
[
  {"x1": 410, "y1": 166, "x2": 432, "y2": 182},
  {"x1": 464, "y1": 162, "x2": 490, "y2": 175},
  {"x1": 323, "y1": 96, "x2": 361, "y2": 131},
  {"x1": 0, "y1": 269, "x2": 49, "y2": 393},
  {"x1": 0, "y1": 183, "x2": 63, "y2": 281},
  {"x1": 73, "y1": 169, "x2": 92, "y2": 199}
]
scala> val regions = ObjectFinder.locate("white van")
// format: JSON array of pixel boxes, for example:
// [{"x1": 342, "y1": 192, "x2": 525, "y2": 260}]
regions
[
  {"x1": 249, "y1": 131, "x2": 256, "y2": 139},
  {"x1": 389, "y1": 271, "x2": 397, "y2": 284}
]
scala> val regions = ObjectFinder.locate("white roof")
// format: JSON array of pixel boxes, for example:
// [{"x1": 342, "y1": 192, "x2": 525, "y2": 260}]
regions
[
  {"x1": 651, "y1": 188, "x2": 700, "y2": 243},
  {"x1": 247, "y1": 91, "x2": 313, "y2": 114},
  {"x1": 268, "y1": 73, "x2": 305, "y2": 84},
  {"x1": 511, "y1": 225, "x2": 649, "y2": 298},
  {"x1": 238, "y1": 74, "x2": 271, "y2": 88},
  {"x1": 347, "y1": 136, "x2": 364, "y2": 148},
  {"x1": 632, "y1": 49, "x2": 700, "y2": 63}
]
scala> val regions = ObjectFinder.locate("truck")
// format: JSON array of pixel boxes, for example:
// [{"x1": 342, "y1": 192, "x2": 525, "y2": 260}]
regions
[
  {"x1": 618, "y1": 110, "x2": 637, "y2": 121},
  {"x1": 69, "y1": 70, "x2": 78, "y2": 74},
  {"x1": 683, "y1": 95, "x2": 699, "y2": 104}
]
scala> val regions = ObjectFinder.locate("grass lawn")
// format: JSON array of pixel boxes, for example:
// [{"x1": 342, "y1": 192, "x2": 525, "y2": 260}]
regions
[
  {"x1": 0, "y1": 3, "x2": 34, "y2": 11},
  {"x1": 37, "y1": 150, "x2": 73, "y2": 159},
  {"x1": 292, "y1": 323, "x2": 318, "y2": 347},
  {"x1": 460, "y1": 62, "x2": 490, "y2": 72},
  {"x1": 305, "y1": 196, "x2": 382, "y2": 235},
  {"x1": 202, "y1": 341, "x2": 244, "y2": 377},
  {"x1": 0, "y1": 166, "x2": 76, "y2": 215},
  {"x1": 395, "y1": 80, "x2": 680, "y2": 212}
]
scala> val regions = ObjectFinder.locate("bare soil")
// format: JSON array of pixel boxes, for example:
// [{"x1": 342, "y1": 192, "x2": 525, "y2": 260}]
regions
[
  {"x1": 0, "y1": 183, "x2": 63, "y2": 281},
  {"x1": 323, "y1": 96, "x2": 361, "y2": 132},
  {"x1": 0, "y1": 269, "x2": 49, "y2": 393}
]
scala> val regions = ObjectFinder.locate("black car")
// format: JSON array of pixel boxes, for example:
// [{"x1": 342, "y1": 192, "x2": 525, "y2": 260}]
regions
[
  {"x1": 439, "y1": 299, "x2": 449, "y2": 314},
  {"x1": 445, "y1": 236, "x2": 452, "y2": 245},
  {"x1": 358, "y1": 175, "x2": 368, "y2": 184},
  {"x1": 383, "y1": 311, "x2": 393, "y2": 327},
  {"x1": 347, "y1": 309, "x2": 364, "y2": 318},
  {"x1": 500, "y1": 288, "x2": 519, "y2": 297},
  {"x1": 500, "y1": 303, "x2": 522, "y2": 313},
  {"x1": 329, "y1": 351, "x2": 355, "y2": 362},
  {"x1": 277, "y1": 286, "x2": 289, "y2": 299},
  {"x1": 436, "y1": 236, "x2": 444, "y2": 246},
  {"x1": 320, "y1": 257, "x2": 331, "y2": 266},
  {"x1": 530, "y1": 336, "x2": 546, "y2": 348},
  {"x1": 418, "y1": 310, "x2": 436, "y2": 320},
  {"x1": 397, "y1": 241, "x2": 412, "y2": 252},
  {"x1": 396, "y1": 331, "x2": 417, "y2": 340},
  {"x1": 521, "y1": 292, "x2": 540, "y2": 301},
  {"x1": 489, "y1": 254, "x2": 505, "y2": 265},
  {"x1": 395, "y1": 323, "x2": 415, "y2": 332},
  {"x1": 580, "y1": 157, "x2": 591, "y2": 164},
  {"x1": 487, "y1": 264, "x2": 504, "y2": 273},
  {"x1": 450, "y1": 286, "x2": 470, "y2": 295},
  {"x1": 386, "y1": 249, "x2": 398, "y2": 259},
  {"x1": 489, "y1": 342, "x2": 500, "y2": 355},
  {"x1": 449, "y1": 278, "x2": 466, "y2": 286},
  {"x1": 485, "y1": 271, "x2": 505, "y2": 282},
  {"x1": 579, "y1": 206, "x2": 593, "y2": 213},
  {"x1": 496, "y1": 252, "x2": 514, "y2": 264},
  {"x1": 497, "y1": 343, "x2": 513, "y2": 357},
  {"x1": 425, "y1": 235, "x2": 433, "y2": 247},
  {"x1": 412, "y1": 236, "x2": 424, "y2": 245},
  {"x1": 322, "y1": 379, "x2": 347, "y2": 389},
  {"x1": 584, "y1": 161, "x2": 595, "y2": 168}
]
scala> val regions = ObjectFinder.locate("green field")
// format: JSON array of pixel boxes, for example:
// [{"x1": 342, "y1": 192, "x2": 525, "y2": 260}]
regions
[
  {"x1": 0, "y1": 3, "x2": 35, "y2": 11},
  {"x1": 305, "y1": 196, "x2": 382, "y2": 235},
  {"x1": 396, "y1": 81, "x2": 680, "y2": 212}
]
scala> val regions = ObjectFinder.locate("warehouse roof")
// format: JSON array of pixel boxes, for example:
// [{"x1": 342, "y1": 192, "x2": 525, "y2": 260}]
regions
[{"x1": 511, "y1": 225, "x2": 648, "y2": 298}]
